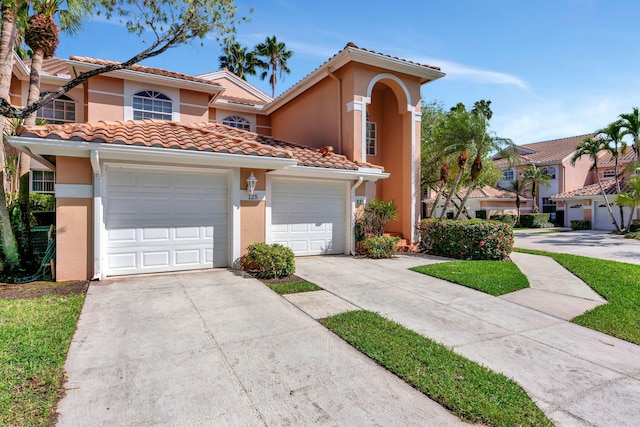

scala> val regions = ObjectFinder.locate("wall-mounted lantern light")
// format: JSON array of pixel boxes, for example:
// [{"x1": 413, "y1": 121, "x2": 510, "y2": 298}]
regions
[{"x1": 246, "y1": 172, "x2": 258, "y2": 198}]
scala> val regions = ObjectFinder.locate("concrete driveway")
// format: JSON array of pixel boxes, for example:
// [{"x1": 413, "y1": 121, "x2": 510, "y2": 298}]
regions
[
  {"x1": 514, "y1": 229, "x2": 640, "y2": 264},
  {"x1": 57, "y1": 270, "x2": 464, "y2": 426}
]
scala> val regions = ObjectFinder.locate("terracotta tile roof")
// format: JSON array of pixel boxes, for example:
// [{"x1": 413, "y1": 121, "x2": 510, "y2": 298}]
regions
[
  {"x1": 218, "y1": 94, "x2": 267, "y2": 106},
  {"x1": 24, "y1": 57, "x2": 70, "y2": 76},
  {"x1": 69, "y1": 56, "x2": 224, "y2": 88},
  {"x1": 343, "y1": 42, "x2": 442, "y2": 72},
  {"x1": 597, "y1": 148, "x2": 637, "y2": 165},
  {"x1": 495, "y1": 134, "x2": 595, "y2": 166},
  {"x1": 424, "y1": 185, "x2": 519, "y2": 200},
  {"x1": 551, "y1": 177, "x2": 631, "y2": 199},
  {"x1": 16, "y1": 120, "x2": 382, "y2": 171}
]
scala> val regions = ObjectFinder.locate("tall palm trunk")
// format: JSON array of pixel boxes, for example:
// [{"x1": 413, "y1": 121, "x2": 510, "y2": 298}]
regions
[
  {"x1": 439, "y1": 150, "x2": 467, "y2": 219},
  {"x1": 0, "y1": 4, "x2": 21, "y2": 269},
  {"x1": 429, "y1": 164, "x2": 449, "y2": 217},
  {"x1": 594, "y1": 163, "x2": 620, "y2": 232},
  {"x1": 612, "y1": 148, "x2": 625, "y2": 230},
  {"x1": 454, "y1": 155, "x2": 482, "y2": 219}
]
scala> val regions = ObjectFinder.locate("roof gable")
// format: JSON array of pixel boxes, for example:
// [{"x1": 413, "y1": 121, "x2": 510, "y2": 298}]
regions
[{"x1": 495, "y1": 134, "x2": 595, "y2": 166}]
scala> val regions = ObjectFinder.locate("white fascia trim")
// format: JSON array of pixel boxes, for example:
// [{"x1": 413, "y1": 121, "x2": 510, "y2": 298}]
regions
[
  {"x1": 87, "y1": 89, "x2": 125, "y2": 98},
  {"x1": 67, "y1": 60, "x2": 225, "y2": 95},
  {"x1": 268, "y1": 165, "x2": 388, "y2": 181},
  {"x1": 230, "y1": 169, "x2": 241, "y2": 266},
  {"x1": 197, "y1": 70, "x2": 273, "y2": 103},
  {"x1": 12, "y1": 52, "x2": 30, "y2": 80},
  {"x1": 6, "y1": 136, "x2": 298, "y2": 170},
  {"x1": 346, "y1": 100, "x2": 364, "y2": 112}
]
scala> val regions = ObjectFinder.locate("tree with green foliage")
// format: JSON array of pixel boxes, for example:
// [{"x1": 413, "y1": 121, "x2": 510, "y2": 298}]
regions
[
  {"x1": 616, "y1": 176, "x2": 640, "y2": 230},
  {"x1": 597, "y1": 120, "x2": 627, "y2": 229},
  {"x1": 504, "y1": 178, "x2": 530, "y2": 223},
  {"x1": 218, "y1": 37, "x2": 260, "y2": 80},
  {"x1": 255, "y1": 35, "x2": 292, "y2": 98},
  {"x1": 571, "y1": 136, "x2": 620, "y2": 232},
  {"x1": 520, "y1": 164, "x2": 552, "y2": 214},
  {"x1": 619, "y1": 107, "x2": 640, "y2": 163}
]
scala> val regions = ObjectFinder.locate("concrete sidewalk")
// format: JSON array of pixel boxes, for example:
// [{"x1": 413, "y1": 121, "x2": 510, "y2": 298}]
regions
[
  {"x1": 57, "y1": 270, "x2": 465, "y2": 426},
  {"x1": 295, "y1": 255, "x2": 640, "y2": 427}
]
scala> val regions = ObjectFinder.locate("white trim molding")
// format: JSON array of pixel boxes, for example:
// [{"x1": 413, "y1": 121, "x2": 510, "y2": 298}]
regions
[{"x1": 55, "y1": 184, "x2": 93, "y2": 198}]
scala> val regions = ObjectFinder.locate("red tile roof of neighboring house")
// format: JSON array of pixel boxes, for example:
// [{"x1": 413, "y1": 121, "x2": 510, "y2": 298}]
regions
[
  {"x1": 495, "y1": 134, "x2": 595, "y2": 166},
  {"x1": 16, "y1": 120, "x2": 382, "y2": 171},
  {"x1": 68, "y1": 56, "x2": 224, "y2": 88},
  {"x1": 597, "y1": 148, "x2": 638, "y2": 165},
  {"x1": 24, "y1": 57, "x2": 70, "y2": 76},
  {"x1": 218, "y1": 94, "x2": 267, "y2": 106},
  {"x1": 551, "y1": 177, "x2": 631, "y2": 199},
  {"x1": 424, "y1": 185, "x2": 520, "y2": 200}
]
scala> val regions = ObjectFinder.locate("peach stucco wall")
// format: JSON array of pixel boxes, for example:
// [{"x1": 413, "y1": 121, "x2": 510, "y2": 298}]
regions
[
  {"x1": 240, "y1": 200, "x2": 266, "y2": 255},
  {"x1": 56, "y1": 156, "x2": 93, "y2": 281},
  {"x1": 86, "y1": 76, "x2": 124, "y2": 122},
  {"x1": 270, "y1": 76, "x2": 340, "y2": 150},
  {"x1": 179, "y1": 89, "x2": 208, "y2": 123},
  {"x1": 562, "y1": 155, "x2": 591, "y2": 190},
  {"x1": 207, "y1": 76, "x2": 265, "y2": 102},
  {"x1": 256, "y1": 114, "x2": 271, "y2": 136}
]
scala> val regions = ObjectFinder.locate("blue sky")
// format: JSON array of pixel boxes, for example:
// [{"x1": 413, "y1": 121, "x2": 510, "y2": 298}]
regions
[{"x1": 55, "y1": 0, "x2": 640, "y2": 145}]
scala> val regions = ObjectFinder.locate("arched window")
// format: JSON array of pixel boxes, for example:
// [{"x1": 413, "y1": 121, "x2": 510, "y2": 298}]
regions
[
  {"x1": 222, "y1": 115, "x2": 251, "y2": 131},
  {"x1": 132, "y1": 90, "x2": 172, "y2": 120},
  {"x1": 37, "y1": 93, "x2": 75, "y2": 124}
]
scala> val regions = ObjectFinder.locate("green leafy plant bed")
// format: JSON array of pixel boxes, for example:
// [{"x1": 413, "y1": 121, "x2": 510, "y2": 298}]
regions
[
  {"x1": 322, "y1": 311, "x2": 552, "y2": 426},
  {"x1": 515, "y1": 248, "x2": 640, "y2": 345},
  {"x1": 0, "y1": 285, "x2": 86, "y2": 426},
  {"x1": 410, "y1": 260, "x2": 529, "y2": 296}
]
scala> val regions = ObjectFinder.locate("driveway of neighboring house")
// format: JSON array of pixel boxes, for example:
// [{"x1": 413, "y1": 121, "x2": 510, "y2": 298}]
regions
[
  {"x1": 514, "y1": 229, "x2": 640, "y2": 264},
  {"x1": 56, "y1": 270, "x2": 465, "y2": 426},
  {"x1": 295, "y1": 255, "x2": 640, "y2": 427}
]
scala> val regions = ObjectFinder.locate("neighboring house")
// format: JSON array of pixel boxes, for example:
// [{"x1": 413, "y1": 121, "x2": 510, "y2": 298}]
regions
[
  {"x1": 7, "y1": 43, "x2": 445, "y2": 280},
  {"x1": 493, "y1": 134, "x2": 595, "y2": 224},
  {"x1": 552, "y1": 150, "x2": 638, "y2": 230},
  {"x1": 423, "y1": 185, "x2": 530, "y2": 219}
]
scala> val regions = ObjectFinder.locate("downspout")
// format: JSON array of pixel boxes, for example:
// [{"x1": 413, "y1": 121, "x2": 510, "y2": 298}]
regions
[
  {"x1": 350, "y1": 176, "x2": 364, "y2": 255},
  {"x1": 327, "y1": 69, "x2": 342, "y2": 155},
  {"x1": 90, "y1": 150, "x2": 102, "y2": 280}
]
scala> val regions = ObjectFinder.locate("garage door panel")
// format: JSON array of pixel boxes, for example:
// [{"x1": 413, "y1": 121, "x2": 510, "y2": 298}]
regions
[
  {"x1": 104, "y1": 168, "x2": 228, "y2": 276},
  {"x1": 271, "y1": 179, "x2": 345, "y2": 256}
]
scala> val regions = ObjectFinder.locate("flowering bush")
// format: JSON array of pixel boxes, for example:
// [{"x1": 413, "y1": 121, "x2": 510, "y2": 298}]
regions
[{"x1": 417, "y1": 219, "x2": 513, "y2": 260}]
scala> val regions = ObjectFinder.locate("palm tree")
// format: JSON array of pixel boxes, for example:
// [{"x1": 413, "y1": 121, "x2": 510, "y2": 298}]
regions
[
  {"x1": 616, "y1": 176, "x2": 640, "y2": 230},
  {"x1": 505, "y1": 178, "x2": 529, "y2": 224},
  {"x1": 619, "y1": 107, "x2": 640, "y2": 162},
  {"x1": 571, "y1": 137, "x2": 620, "y2": 232},
  {"x1": 521, "y1": 164, "x2": 552, "y2": 214},
  {"x1": 255, "y1": 35, "x2": 292, "y2": 98},
  {"x1": 218, "y1": 38, "x2": 260, "y2": 80},
  {"x1": 597, "y1": 120, "x2": 627, "y2": 229}
]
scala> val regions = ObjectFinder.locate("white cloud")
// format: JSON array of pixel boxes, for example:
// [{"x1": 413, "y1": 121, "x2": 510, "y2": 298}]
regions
[{"x1": 411, "y1": 56, "x2": 528, "y2": 90}]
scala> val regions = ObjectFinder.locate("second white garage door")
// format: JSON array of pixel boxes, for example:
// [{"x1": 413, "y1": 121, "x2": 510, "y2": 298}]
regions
[
  {"x1": 271, "y1": 179, "x2": 346, "y2": 255},
  {"x1": 104, "y1": 167, "x2": 229, "y2": 276}
]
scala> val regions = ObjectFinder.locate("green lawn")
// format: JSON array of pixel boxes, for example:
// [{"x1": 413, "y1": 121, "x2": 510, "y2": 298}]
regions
[
  {"x1": 0, "y1": 294, "x2": 84, "y2": 427},
  {"x1": 410, "y1": 260, "x2": 529, "y2": 296},
  {"x1": 515, "y1": 248, "x2": 640, "y2": 345},
  {"x1": 322, "y1": 310, "x2": 551, "y2": 427},
  {"x1": 266, "y1": 281, "x2": 321, "y2": 295}
]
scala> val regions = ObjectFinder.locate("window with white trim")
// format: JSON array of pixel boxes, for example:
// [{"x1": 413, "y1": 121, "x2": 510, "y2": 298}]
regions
[
  {"x1": 542, "y1": 197, "x2": 556, "y2": 214},
  {"x1": 501, "y1": 169, "x2": 514, "y2": 181},
  {"x1": 132, "y1": 91, "x2": 172, "y2": 120},
  {"x1": 31, "y1": 170, "x2": 55, "y2": 193},
  {"x1": 222, "y1": 115, "x2": 251, "y2": 130},
  {"x1": 603, "y1": 169, "x2": 616, "y2": 178},
  {"x1": 37, "y1": 93, "x2": 75, "y2": 124},
  {"x1": 366, "y1": 111, "x2": 377, "y2": 156},
  {"x1": 542, "y1": 166, "x2": 556, "y2": 179}
]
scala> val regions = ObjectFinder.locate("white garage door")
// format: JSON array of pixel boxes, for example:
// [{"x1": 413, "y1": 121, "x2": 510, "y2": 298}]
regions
[
  {"x1": 594, "y1": 202, "x2": 630, "y2": 230},
  {"x1": 566, "y1": 203, "x2": 584, "y2": 226},
  {"x1": 271, "y1": 179, "x2": 346, "y2": 255},
  {"x1": 104, "y1": 167, "x2": 228, "y2": 276}
]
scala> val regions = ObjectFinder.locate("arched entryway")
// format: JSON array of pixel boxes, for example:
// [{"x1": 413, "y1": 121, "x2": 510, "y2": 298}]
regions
[{"x1": 362, "y1": 74, "x2": 419, "y2": 241}]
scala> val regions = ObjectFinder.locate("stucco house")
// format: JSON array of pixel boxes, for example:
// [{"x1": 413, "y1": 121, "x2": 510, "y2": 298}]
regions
[
  {"x1": 423, "y1": 185, "x2": 530, "y2": 219},
  {"x1": 7, "y1": 43, "x2": 445, "y2": 280}
]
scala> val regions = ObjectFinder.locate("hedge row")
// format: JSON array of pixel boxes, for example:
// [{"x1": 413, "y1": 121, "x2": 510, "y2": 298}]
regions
[
  {"x1": 570, "y1": 220, "x2": 591, "y2": 230},
  {"x1": 417, "y1": 219, "x2": 514, "y2": 261},
  {"x1": 519, "y1": 213, "x2": 553, "y2": 228}
]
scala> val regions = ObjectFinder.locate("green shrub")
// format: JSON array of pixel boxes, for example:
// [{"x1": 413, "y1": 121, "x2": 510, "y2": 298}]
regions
[
  {"x1": 624, "y1": 231, "x2": 640, "y2": 240},
  {"x1": 519, "y1": 213, "x2": 553, "y2": 228},
  {"x1": 361, "y1": 236, "x2": 400, "y2": 259},
  {"x1": 629, "y1": 219, "x2": 640, "y2": 233},
  {"x1": 29, "y1": 193, "x2": 55, "y2": 212},
  {"x1": 570, "y1": 220, "x2": 591, "y2": 230},
  {"x1": 489, "y1": 214, "x2": 517, "y2": 225},
  {"x1": 245, "y1": 243, "x2": 295, "y2": 279},
  {"x1": 356, "y1": 198, "x2": 398, "y2": 237},
  {"x1": 417, "y1": 219, "x2": 513, "y2": 261}
]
